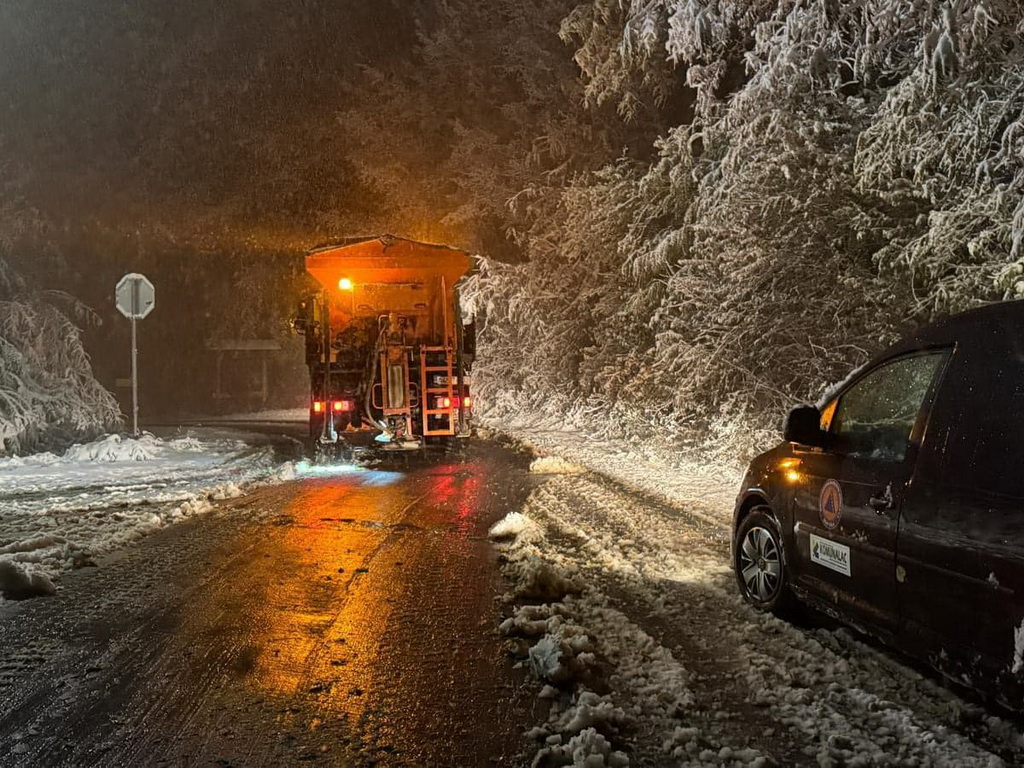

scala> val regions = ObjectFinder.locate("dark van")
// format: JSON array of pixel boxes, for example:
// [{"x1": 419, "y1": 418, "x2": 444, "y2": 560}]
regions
[{"x1": 733, "y1": 300, "x2": 1024, "y2": 704}]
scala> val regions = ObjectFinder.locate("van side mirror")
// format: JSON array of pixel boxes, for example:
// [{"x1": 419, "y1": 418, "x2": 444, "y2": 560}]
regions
[{"x1": 784, "y1": 405, "x2": 826, "y2": 447}]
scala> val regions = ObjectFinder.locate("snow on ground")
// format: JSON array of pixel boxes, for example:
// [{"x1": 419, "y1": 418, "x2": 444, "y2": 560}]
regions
[
  {"x1": 0, "y1": 432, "x2": 292, "y2": 602},
  {"x1": 193, "y1": 407, "x2": 308, "y2": 422},
  {"x1": 530, "y1": 456, "x2": 587, "y2": 476},
  {"x1": 488, "y1": 415, "x2": 1024, "y2": 766},
  {"x1": 484, "y1": 411, "x2": 743, "y2": 527}
]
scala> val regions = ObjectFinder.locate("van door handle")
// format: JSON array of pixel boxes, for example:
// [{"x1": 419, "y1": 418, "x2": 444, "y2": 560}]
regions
[
  {"x1": 868, "y1": 495, "x2": 890, "y2": 512},
  {"x1": 868, "y1": 485, "x2": 894, "y2": 513}
]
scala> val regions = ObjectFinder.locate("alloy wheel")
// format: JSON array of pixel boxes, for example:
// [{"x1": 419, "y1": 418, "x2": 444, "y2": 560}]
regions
[{"x1": 739, "y1": 526, "x2": 782, "y2": 602}]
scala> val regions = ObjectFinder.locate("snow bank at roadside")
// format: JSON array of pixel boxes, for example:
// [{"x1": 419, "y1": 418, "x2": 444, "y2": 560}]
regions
[
  {"x1": 489, "y1": 510, "x2": 630, "y2": 767},
  {"x1": 61, "y1": 433, "x2": 166, "y2": 462},
  {"x1": 483, "y1": 412, "x2": 742, "y2": 528},
  {"x1": 529, "y1": 456, "x2": 587, "y2": 476},
  {"x1": 0, "y1": 433, "x2": 293, "y2": 601}
]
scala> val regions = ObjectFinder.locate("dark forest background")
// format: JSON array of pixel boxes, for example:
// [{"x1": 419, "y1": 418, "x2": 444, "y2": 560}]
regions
[{"x1": 2, "y1": 1, "x2": 1022, "y2": 456}]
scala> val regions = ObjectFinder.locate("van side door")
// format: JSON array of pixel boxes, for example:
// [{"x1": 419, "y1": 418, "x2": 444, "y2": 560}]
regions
[
  {"x1": 790, "y1": 351, "x2": 948, "y2": 633},
  {"x1": 899, "y1": 342, "x2": 1024, "y2": 687}
]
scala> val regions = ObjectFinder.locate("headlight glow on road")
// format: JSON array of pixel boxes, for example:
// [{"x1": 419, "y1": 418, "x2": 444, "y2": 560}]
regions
[{"x1": 292, "y1": 460, "x2": 404, "y2": 486}]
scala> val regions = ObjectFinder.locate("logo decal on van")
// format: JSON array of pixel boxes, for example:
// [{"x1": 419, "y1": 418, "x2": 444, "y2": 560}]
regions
[
  {"x1": 810, "y1": 533, "x2": 851, "y2": 577},
  {"x1": 819, "y1": 479, "x2": 843, "y2": 530}
]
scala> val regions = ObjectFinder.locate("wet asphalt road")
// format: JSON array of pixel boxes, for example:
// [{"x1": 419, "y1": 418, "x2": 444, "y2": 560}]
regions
[{"x1": 0, "y1": 438, "x2": 541, "y2": 767}]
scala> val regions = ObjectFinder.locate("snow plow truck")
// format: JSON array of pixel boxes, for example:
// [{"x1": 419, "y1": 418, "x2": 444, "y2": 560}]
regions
[{"x1": 292, "y1": 235, "x2": 475, "y2": 456}]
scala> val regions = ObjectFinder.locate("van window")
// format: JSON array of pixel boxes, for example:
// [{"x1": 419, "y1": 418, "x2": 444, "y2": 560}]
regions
[{"x1": 830, "y1": 352, "x2": 945, "y2": 462}]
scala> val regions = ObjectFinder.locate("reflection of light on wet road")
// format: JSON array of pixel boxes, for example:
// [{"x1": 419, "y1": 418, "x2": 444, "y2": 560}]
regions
[
  {"x1": 244, "y1": 475, "x2": 408, "y2": 723},
  {"x1": 455, "y1": 475, "x2": 481, "y2": 526},
  {"x1": 231, "y1": 454, "x2": 531, "y2": 764},
  {"x1": 0, "y1": 444, "x2": 537, "y2": 768}
]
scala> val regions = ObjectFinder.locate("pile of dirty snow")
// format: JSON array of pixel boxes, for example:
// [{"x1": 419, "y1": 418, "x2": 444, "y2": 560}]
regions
[{"x1": 489, "y1": 502, "x2": 757, "y2": 768}]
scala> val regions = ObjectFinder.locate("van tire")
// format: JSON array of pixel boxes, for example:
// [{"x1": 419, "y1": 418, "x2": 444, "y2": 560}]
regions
[{"x1": 735, "y1": 506, "x2": 797, "y2": 618}]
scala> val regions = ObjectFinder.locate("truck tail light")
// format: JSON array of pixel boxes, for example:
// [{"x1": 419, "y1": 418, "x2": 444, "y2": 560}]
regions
[
  {"x1": 436, "y1": 396, "x2": 451, "y2": 409},
  {"x1": 312, "y1": 401, "x2": 324, "y2": 413},
  {"x1": 450, "y1": 396, "x2": 473, "y2": 409},
  {"x1": 463, "y1": 396, "x2": 473, "y2": 409},
  {"x1": 333, "y1": 400, "x2": 352, "y2": 412}
]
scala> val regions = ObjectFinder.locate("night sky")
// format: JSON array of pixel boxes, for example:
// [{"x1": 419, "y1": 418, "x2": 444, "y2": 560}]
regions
[
  {"x1": 1, "y1": 0, "x2": 416, "y2": 252},
  {"x1": 0, "y1": 2, "x2": 472, "y2": 414}
]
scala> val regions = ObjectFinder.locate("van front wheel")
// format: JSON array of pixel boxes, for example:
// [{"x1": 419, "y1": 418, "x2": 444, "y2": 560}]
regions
[{"x1": 735, "y1": 507, "x2": 795, "y2": 617}]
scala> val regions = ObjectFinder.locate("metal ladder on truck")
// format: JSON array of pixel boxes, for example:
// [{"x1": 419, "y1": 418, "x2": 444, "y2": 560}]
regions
[{"x1": 419, "y1": 346, "x2": 456, "y2": 436}]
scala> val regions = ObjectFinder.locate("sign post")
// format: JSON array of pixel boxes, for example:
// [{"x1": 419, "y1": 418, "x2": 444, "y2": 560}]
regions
[{"x1": 115, "y1": 274, "x2": 156, "y2": 438}]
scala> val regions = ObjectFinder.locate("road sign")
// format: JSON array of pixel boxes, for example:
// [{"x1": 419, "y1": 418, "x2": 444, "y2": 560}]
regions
[
  {"x1": 115, "y1": 273, "x2": 155, "y2": 438},
  {"x1": 115, "y1": 273, "x2": 155, "y2": 320}
]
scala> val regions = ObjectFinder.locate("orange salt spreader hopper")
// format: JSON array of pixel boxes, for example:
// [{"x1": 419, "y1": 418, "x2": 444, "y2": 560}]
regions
[{"x1": 306, "y1": 235, "x2": 471, "y2": 344}]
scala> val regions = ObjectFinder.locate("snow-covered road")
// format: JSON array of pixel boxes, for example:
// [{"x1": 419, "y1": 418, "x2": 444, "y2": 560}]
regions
[
  {"x1": 1, "y1": 425, "x2": 1023, "y2": 766},
  {"x1": 492, "y1": 425, "x2": 1024, "y2": 766}
]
